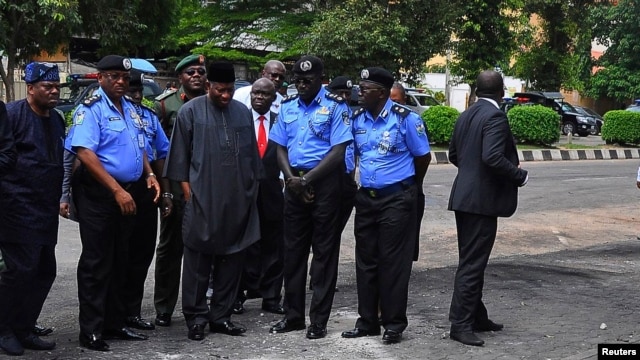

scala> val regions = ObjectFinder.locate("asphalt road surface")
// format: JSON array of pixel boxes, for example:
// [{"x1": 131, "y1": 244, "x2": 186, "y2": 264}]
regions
[{"x1": 24, "y1": 159, "x2": 640, "y2": 359}]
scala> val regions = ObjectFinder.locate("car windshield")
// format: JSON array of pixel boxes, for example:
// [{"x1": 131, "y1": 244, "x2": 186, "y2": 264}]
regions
[
  {"x1": 559, "y1": 101, "x2": 577, "y2": 112},
  {"x1": 627, "y1": 106, "x2": 640, "y2": 112},
  {"x1": 59, "y1": 83, "x2": 89, "y2": 105},
  {"x1": 573, "y1": 106, "x2": 590, "y2": 116},
  {"x1": 414, "y1": 94, "x2": 439, "y2": 106}
]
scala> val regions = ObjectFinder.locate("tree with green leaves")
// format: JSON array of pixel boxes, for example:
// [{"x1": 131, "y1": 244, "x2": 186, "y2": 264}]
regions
[
  {"x1": 512, "y1": 0, "x2": 598, "y2": 92},
  {"x1": 163, "y1": 0, "x2": 334, "y2": 73},
  {"x1": 305, "y1": 0, "x2": 455, "y2": 83},
  {"x1": 0, "y1": 0, "x2": 80, "y2": 101},
  {"x1": 449, "y1": 0, "x2": 529, "y2": 105},
  {"x1": 586, "y1": 0, "x2": 640, "y2": 105}
]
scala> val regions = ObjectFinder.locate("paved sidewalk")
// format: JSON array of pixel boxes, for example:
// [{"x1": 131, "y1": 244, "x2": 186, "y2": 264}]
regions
[{"x1": 20, "y1": 239, "x2": 640, "y2": 359}]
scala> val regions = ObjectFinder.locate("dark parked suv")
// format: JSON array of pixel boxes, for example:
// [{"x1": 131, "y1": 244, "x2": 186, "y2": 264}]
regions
[
  {"x1": 510, "y1": 92, "x2": 596, "y2": 136},
  {"x1": 56, "y1": 73, "x2": 162, "y2": 114}
]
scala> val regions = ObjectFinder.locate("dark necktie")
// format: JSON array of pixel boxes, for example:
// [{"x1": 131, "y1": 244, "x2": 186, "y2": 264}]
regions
[{"x1": 257, "y1": 115, "x2": 267, "y2": 158}]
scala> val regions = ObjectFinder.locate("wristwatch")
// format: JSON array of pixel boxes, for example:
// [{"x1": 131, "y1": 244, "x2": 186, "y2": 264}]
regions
[{"x1": 300, "y1": 176, "x2": 308, "y2": 187}]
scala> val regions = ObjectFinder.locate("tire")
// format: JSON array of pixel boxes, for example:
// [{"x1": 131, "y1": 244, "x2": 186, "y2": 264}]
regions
[{"x1": 562, "y1": 122, "x2": 575, "y2": 136}]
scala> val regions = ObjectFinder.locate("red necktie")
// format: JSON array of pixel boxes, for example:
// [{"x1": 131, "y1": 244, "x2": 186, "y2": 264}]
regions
[{"x1": 257, "y1": 115, "x2": 267, "y2": 158}]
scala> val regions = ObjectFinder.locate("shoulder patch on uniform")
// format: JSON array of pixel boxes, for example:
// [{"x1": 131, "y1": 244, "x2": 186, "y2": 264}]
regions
[
  {"x1": 139, "y1": 102, "x2": 156, "y2": 114},
  {"x1": 391, "y1": 104, "x2": 410, "y2": 118},
  {"x1": 83, "y1": 94, "x2": 101, "y2": 106},
  {"x1": 351, "y1": 107, "x2": 365, "y2": 118},
  {"x1": 155, "y1": 89, "x2": 177, "y2": 101},
  {"x1": 325, "y1": 92, "x2": 346, "y2": 104},
  {"x1": 282, "y1": 94, "x2": 299, "y2": 103}
]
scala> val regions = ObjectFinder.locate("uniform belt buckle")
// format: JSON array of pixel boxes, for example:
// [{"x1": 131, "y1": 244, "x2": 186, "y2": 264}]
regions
[
  {"x1": 368, "y1": 189, "x2": 377, "y2": 198},
  {"x1": 298, "y1": 170, "x2": 305, "y2": 177}
]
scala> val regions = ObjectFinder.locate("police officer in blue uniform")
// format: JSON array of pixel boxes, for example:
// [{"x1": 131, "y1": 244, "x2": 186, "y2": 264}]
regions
[
  {"x1": 122, "y1": 69, "x2": 171, "y2": 331},
  {"x1": 66, "y1": 55, "x2": 160, "y2": 352},
  {"x1": 341, "y1": 67, "x2": 431, "y2": 344},
  {"x1": 269, "y1": 56, "x2": 353, "y2": 339}
]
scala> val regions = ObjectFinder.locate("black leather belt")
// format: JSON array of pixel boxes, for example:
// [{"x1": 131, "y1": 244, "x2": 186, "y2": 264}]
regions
[{"x1": 361, "y1": 178, "x2": 415, "y2": 198}]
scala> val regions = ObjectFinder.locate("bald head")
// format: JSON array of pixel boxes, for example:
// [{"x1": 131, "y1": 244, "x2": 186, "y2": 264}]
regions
[
  {"x1": 262, "y1": 60, "x2": 286, "y2": 89},
  {"x1": 475, "y1": 70, "x2": 504, "y2": 102}
]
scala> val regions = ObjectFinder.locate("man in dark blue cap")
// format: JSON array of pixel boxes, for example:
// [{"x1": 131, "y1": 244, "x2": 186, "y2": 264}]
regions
[
  {"x1": 341, "y1": 67, "x2": 431, "y2": 344},
  {"x1": 164, "y1": 60, "x2": 263, "y2": 341},
  {"x1": 0, "y1": 62, "x2": 65, "y2": 356},
  {"x1": 65, "y1": 54, "x2": 160, "y2": 352},
  {"x1": 268, "y1": 55, "x2": 353, "y2": 340}
]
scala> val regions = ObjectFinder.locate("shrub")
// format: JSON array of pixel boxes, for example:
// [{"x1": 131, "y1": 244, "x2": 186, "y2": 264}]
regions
[
  {"x1": 601, "y1": 110, "x2": 640, "y2": 145},
  {"x1": 421, "y1": 105, "x2": 459, "y2": 144},
  {"x1": 507, "y1": 105, "x2": 560, "y2": 145}
]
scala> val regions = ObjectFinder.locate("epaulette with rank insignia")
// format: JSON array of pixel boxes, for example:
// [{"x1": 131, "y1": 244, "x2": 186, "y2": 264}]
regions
[
  {"x1": 391, "y1": 104, "x2": 411, "y2": 118},
  {"x1": 83, "y1": 94, "x2": 101, "y2": 106},
  {"x1": 155, "y1": 89, "x2": 177, "y2": 101},
  {"x1": 351, "y1": 107, "x2": 365, "y2": 118},
  {"x1": 325, "y1": 92, "x2": 346, "y2": 104},
  {"x1": 281, "y1": 94, "x2": 299, "y2": 103}
]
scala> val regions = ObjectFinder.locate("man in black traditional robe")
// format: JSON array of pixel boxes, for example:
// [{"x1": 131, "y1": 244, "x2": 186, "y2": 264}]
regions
[{"x1": 164, "y1": 61, "x2": 263, "y2": 341}]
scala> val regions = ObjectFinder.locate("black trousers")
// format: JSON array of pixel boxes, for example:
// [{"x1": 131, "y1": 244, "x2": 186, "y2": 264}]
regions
[
  {"x1": 182, "y1": 246, "x2": 245, "y2": 328},
  {"x1": 353, "y1": 185, "x2": 416, "y2": 333},
  {"x1": 123, "y1": 187, "x2": 158, "y2": 318},
  {"x1": 74, "y1": 172, "x2": 144, "y2": 335},
  {"x1": 449, "y1": 211, "x2": 497, "y2": 333},
  {"x1": 282, "y1": 169, "x2": 341, "y2": 327},
  {"x1": 238, "y1": 214, "x2": 284, "y2": 305},
  {"x1": 0, "y1": 242, "x2": 56, "y2": 339}
]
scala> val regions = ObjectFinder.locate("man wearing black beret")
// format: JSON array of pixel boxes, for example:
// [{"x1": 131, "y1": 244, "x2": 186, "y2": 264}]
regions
[
  {"x1": 164, "y1": 61, "x2": 263, "y2": 341},
  {"x1": 66, "y1": 54, "x2": 160, "y2": 351},
  {"x1": 268, "y1": 55, "x2": 353, "y2": 339},
  {"x1": 341, "y1": 67, "x2": 431, "y2": 344}
]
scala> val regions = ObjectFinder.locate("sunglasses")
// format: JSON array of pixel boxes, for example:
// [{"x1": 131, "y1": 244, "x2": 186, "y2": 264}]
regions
[
  {"x1": 268, "y1": 72, "x2": 285, "y2": 80},
  {"x1": 292, "y1": 77, "x2": 314, "y2": 85},
  {"x1": 102, "y1": 72, "x2": 131, "y2": 82},
  {"x1": 184, "y1": 68, "x2": 206, "y2": 76}
]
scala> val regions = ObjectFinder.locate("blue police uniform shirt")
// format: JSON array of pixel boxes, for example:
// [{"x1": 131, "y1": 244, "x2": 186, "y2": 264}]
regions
[
  {"x1": 130, "y1": 101, "x2": 170, "y2": 162},
  {"x1": 65, "y1": 87, "x2": 146, "y2": 183},
  {"x1": 353, "y1": 99, "x2": 431, "y2": 189},
  {"x1": 270, "y1": 86, "x2": 353, "y2": 170},
  {"x1": 343, "y1": 107, "x2": 355, "y2": 173}
]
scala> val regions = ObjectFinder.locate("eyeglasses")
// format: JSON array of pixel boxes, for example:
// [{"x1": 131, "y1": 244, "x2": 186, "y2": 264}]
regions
[
  {"x1": 292, "y1": 77, "x2": 314, "y2": 85},
  {"x1": 102, "y1": 72, "x2": 131, "y2": 82},
  {"x1": 359, "y1": 86, "x2": 384, "y2": 94},
  {"x1": 184, "y1": 68, "x2": 206, "y2": 76},
  {"x1": 268, "y1": 72, "x2": 285, "y2": 80}
]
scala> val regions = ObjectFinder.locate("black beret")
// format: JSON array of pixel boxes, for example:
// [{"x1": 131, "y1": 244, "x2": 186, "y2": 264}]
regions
[
  {"x1": 293, "y1": 55, "x2": 324, "y2": 75},
  {"x1": 175, "y1": 54, "x2": 206, "y2": 73},
  {"x1": 327, "y1": 76, "x2": 353, "y2": 91},
  {"x1": 207, "y1": 61, "x2": 235, "y2": 83},
  {"x1": 129, "y1": 69, "x2": 144, "y2": 87},
  {"x1": 360, "y1": 67, "x2": 394, "y2": 89},
  {"x1": 97, "y1": 55, "x2": 132, "y2": 71}
]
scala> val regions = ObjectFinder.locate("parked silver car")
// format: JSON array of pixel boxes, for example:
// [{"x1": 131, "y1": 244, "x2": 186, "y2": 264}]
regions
[{"x1": 405, "y1": 92, "x2": 441, "y2": 114}]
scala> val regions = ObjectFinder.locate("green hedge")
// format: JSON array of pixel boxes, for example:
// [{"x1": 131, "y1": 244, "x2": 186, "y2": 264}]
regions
[
  {"x1": 507, "y1": 105, "x2": 560, "y2": 146},
  {"x1": 601, "y1": 110, "x2": 640, "y2": 145},
  {"x1": 421, "y1": 105, "x2": 459, "y2": 144}
]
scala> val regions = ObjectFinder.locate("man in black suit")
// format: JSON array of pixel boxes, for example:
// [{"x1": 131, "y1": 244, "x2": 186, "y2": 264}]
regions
[
  {"x1": 447, "y1": 70, "x2": 528, "y2": 347},
  {"x1": 234, "y1": 78, "x2": 286, "y2": 315}
]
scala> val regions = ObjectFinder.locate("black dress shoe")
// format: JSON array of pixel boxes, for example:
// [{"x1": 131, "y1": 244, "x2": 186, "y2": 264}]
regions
[
  {"x1": 232, "y1": 300, "x2": 245, "y2": 315},
  {"x1": 450, "y1": 331, "x2": 484, "y2": 346},
  {"x1": 79, "y1": 333, "x2": 110, "y2": 352},
  {"x1": 0, "y1": 333, "x2": 24, "y2": 356},
  {"x1": 155, "y1": 313, "x2": 172, "y2": 327},
  {"x1": 103, "y1": 327, "x2": 149, "y2": 341},
  {"x1": 341, "y1": 327, "x2": 381, "y2": 338},
  {"x1": 209, "y1": 321, "x2": 246, "y2": 336},
  {"x1": 270, "y1": 319, "x2": 306, "y2": 333},
  {"x1": 32, "y1": 324, "x2": 54, "y2": 337},
  {"x1": 473, "y1": 320, "x2": 504, "y2": 332},
  {"x1": 261, "y1": 303, "x2": 286, "y2": 315},
  {"x1": 188, "y1": 324, "x2": 205, "y2": 341},
  {"x1": 126, "y1": 316, "x2": 156, "y2": 330},
  {"x1": 306, "y1": 323, "x2": 327, "y2": 339},
  {"x1": 20, "y1": 333, "x2": 56, "y2": 350},
  {"x1": 382, "y1": 329, "x2": 402, "y2": 344}
]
